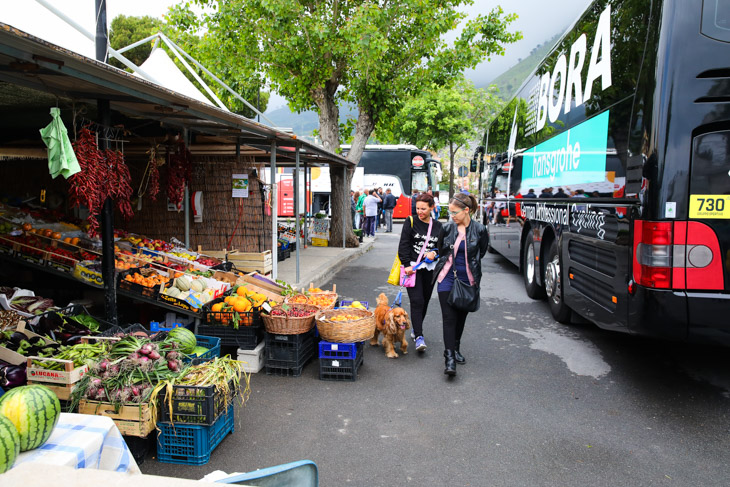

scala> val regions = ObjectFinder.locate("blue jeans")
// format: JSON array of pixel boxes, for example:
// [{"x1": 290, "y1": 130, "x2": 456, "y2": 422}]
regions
[
  {"x1": 384, "y1": 209, "x2": 394, "y2": 232},
  {"x1": 364, "y1": 216, "x2": 376, "y2": 236}
]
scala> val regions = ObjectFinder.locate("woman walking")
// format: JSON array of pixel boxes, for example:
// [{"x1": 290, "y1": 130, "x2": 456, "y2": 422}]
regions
[
  {"x1": 434, "y1": 192, "x2": 489, "y2": 376},
  {"x1": 398, "y1": 193, "x2": 442, "y2": 352}
]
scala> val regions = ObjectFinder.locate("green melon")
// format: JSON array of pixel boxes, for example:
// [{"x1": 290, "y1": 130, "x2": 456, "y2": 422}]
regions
[
  {"x1": 0, "y1": 413, "x2": 20, "y2": 473},
  {"x1": 168, "y1": 327, "x2": 197, "y2": 354},
  {"x1": 0, "y1": 385, "x2": 60, "y2": 452},
  {"x1": 192, "y1": 346, "x2": 209, "y2": 357}
]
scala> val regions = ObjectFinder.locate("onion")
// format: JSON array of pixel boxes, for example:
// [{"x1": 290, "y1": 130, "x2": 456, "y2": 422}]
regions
[
  {"x1": 167, "y1": 360, "x2": 179, "y2": 372},
  {"x1": 148, "y1": 350, "x2": 160, "y2": 360},
  {"x1": 166, "y1": 351, "x2": 179, "y2": 360}
]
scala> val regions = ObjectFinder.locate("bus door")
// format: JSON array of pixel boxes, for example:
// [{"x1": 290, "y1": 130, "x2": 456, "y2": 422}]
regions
[
  {"x1": 487, "y1": 170, "x2": 509, "y2": 255},
  {"x1": 684, "y1": 130, "x2": 730, "y2": 342}
]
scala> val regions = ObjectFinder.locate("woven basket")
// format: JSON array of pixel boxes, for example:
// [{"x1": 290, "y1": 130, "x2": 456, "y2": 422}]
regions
[
  {"x1": 315, "y1": 308, "x2": 376, "y2": 343},
  {"x1": 261, "y1": 304, "x2": 319, "y2": 335}
]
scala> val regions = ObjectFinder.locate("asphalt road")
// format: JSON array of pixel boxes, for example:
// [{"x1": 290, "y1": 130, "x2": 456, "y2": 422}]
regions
[{"x1": 142, "y1": 223, "x2": 730, "y2": 486}]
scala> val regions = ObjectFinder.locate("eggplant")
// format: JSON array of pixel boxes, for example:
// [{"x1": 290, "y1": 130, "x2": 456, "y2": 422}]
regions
[
  {"x1": 0, "y1": 362, "x2": 27, "y2": 388},
  {"x1": 9, "y1": 331, "x2": 28, "y2": 346}
]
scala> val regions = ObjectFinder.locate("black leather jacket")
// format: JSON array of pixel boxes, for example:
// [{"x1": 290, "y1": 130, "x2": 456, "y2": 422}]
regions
[{"x1": 433, "y1": 220, "x2": 489, "y2": 286}]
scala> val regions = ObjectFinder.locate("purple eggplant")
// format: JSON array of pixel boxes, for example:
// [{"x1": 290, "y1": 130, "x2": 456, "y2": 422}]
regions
[{"x1": 0, "y1": 362, "x2": 27, "y2": 388}]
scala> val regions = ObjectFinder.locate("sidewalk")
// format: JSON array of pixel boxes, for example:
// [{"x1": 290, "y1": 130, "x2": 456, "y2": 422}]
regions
[{"x1": 275, "y1": 236, "x2": 375, "y2": 290}]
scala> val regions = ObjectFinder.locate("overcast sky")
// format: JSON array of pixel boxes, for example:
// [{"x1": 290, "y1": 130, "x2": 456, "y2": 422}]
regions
[{"x1": 1, "y1": 0, "x2": 593, "y2": 110}]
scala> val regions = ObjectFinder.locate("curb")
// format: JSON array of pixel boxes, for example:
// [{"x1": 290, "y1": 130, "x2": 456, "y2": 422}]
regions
[{"x1": 293, "y1": 239, "x2": 375, "y2": 289}]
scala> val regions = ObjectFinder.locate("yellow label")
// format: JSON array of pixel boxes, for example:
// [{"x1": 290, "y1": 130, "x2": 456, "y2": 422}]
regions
[{"x1": 689, "y1": 194, "x2": 730, "y2": 219}]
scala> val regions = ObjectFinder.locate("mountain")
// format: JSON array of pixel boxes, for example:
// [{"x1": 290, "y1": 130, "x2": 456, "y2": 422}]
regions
[
  {"x1": 481, "y1": 32, "x2": 563, "y2": 101},
  {"x1": 263, "y1": 103, "x2": 359, "y2": 136}
]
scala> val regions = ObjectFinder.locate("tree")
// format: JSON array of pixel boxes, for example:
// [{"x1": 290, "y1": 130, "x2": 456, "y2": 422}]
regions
[
  {"x1": 382, "y1": 78, "x2": 504, "y2": 199},
  {"x1": 168, "y1": 1, "x2": 520, "y2": 246},
  {"x1": 110, "y1": 14, "x2": 269, "y2": 117}
]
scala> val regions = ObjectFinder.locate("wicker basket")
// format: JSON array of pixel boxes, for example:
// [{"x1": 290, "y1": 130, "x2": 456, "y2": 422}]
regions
[
  {"x1": 285, "y1": 292, "x2": 338, "y2": 310},
  {"x1": 315, "y1": 308, "x2": 376, "y2": 343},
  {"x1": 261, "y1": 304, "x2": 319, "y2": 335}
]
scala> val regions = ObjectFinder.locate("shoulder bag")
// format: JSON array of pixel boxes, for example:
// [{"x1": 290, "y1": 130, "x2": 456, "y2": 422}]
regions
[{"x1": 387, "y1": 216, "x2": 413, "y2": 286}]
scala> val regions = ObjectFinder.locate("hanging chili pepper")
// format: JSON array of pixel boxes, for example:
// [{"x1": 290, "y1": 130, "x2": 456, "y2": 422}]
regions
[{"x1": 166, "y1": 139, "x2": 192, "y2": 210}]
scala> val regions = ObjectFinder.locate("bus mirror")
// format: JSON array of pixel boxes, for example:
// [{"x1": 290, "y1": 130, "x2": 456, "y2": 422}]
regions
[{"x1": 470, "y1": 156, "x2": 478, "y2": 173}]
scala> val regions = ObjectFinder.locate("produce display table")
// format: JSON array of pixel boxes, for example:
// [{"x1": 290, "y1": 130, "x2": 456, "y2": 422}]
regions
[{"x1": 12, "y1": 412, "x2": 140, "y2": 475}]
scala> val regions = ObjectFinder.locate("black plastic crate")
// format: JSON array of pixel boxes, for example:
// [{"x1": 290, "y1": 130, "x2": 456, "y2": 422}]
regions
[
  {"x1": 319, "y1": 345, "x2": 364, "y2": 381},
  {"x1": 265, "y1": 335, "x2": 315, "y2": 368},
  {"x1": 202, "y1": 297, "x2": 262, "y2": 328},
  {"x1": 117, "y1": 267, "x2": 165, "y2": 299},
  {"x1": 265, "y1": 330, "x2": 314, "y2": 345},
  {"x1": 158, "y1": 378, "x2": 236, "y2": 426},
  {"x1": 265, "y1": 363, "x2": 307, "y2": 377},
  {"x1": 197, "y1": 322, "x2": 263, "y2": 350},
  {"x1": 277, "y1": 247, "x2": 290, "y2": 262}
]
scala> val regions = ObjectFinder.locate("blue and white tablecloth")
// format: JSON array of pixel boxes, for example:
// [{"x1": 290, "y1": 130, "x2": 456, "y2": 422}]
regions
[{"x1": 14, "y1": 412, "x2": 140, "y2": 474}]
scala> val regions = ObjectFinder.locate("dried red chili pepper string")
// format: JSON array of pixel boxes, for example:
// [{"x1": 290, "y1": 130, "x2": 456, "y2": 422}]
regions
[{"x1": 166, "y1": 139, "x2": 192, "y2": 210}]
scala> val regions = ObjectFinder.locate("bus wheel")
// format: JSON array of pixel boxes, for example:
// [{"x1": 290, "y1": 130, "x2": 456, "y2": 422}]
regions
[
  {"x1": 523, "y1": 232, "x2": 545, "y2": 299},
  {"x1": 544, "y1": 240, "x2": 572, "y2": 324}
]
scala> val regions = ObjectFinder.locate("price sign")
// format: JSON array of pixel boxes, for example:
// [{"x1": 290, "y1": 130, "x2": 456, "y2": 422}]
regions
[{"x1": 689, "y1": 194, "x2": 730, "y2": 219}]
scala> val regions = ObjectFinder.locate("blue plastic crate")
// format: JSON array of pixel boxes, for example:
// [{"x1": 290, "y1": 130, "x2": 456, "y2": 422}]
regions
[
  {"x1": 157, "y1": 404, "x2": 235, "y2": 465},
  {"x1": 338, "y1": 300, "x2": 369, "y2": 310},
  {"x1": 318, "y1": 341, "x2": 362, "y2": 360},
  {"x1": 319, "y1": 345, "x2": 364, "y2": 382},
  {"x1": 183, "y1": 335, "x2": 221, "y2": 365},
  {"x1": 150, "y1": 321, "x2": 187, "y2": 332}
]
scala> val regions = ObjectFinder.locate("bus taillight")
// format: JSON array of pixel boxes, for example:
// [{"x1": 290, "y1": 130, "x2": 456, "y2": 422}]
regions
[
  {"x1": 633, "y1": 221, "x2": 674, "y2": 289},
  {"x1": 633, "y1": 220, "x2": 724, "y2": 290}
]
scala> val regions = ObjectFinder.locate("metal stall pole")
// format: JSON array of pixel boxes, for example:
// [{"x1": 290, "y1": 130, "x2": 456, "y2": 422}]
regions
[
  {"x1": 342, "y1": 166, "x2": 346, "y2": 248},
  {"x1": 271, "y1": 141, "x2": 278, "y2": 279},
  {"x1": 95, "y1": 0, "x2": 117, "y2": 324},
  {"x1": 294, "y1": 143, "x2": 301, "y2": 284},
  {"x1": 183, "y1": 129, "x2": 190, "y2": 249},
  {"x1": 304, "y1": 161, "x2": 309, "y2": 247}
]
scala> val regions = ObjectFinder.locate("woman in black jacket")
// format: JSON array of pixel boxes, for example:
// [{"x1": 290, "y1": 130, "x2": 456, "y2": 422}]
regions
[
  {"x1": 434, "y1": 192, "x2": 489, "y2": 376},
  {"x1": 398, "y1": 193, "x2": 442, "y2": 353}
]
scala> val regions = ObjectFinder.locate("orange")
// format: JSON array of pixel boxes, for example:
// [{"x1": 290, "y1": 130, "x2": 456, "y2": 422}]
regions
[
  {"x1": 70, "y1": 237, "x2": 80, "y2": 245},
  {"x1": 236, "y1": 286, "x2": 248, "y2": 297},
  {"x1": 232, "y1": 299, "x2": 251, "y2": 313},
  {"x1": 211, "y1": 302, "x2": 224, "y2": 312}
]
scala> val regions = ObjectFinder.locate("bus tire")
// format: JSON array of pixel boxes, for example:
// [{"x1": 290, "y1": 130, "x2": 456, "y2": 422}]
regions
[
  {"x1": 523, "y1": 232, "x2": 545, "y2": 299},
  {"x1": 544, "y1": 239, "x2": 572, "y2": 324}
]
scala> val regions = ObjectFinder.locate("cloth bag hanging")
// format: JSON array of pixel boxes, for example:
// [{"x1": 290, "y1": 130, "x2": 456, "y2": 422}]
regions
[{"x1": 39, "y1": 107, "x2": 81, "y2": 179}]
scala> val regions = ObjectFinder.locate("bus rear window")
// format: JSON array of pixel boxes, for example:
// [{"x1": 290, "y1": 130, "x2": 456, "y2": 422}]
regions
[
  {"x1": 690, "y1": 130, "x2": 730, "y2": 194},
  {"x1": 702, "y1": 0, "x2": 730, "y2": 42}
]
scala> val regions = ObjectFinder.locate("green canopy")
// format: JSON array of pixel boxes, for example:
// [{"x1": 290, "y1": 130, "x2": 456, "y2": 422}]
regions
[{"x1": 39, "y1": 107, "x2": 80, "y2": 179}]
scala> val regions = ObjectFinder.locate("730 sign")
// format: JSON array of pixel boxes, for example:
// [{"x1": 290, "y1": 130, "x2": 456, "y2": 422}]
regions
[{"x1": 690, "y1": 195, "x2": 730, "y2": 219}]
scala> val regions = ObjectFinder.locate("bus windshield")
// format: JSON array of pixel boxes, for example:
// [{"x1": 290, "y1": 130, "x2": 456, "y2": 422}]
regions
[{"x1": 412, "y1": 171, "x2": 429, "y2": 192}]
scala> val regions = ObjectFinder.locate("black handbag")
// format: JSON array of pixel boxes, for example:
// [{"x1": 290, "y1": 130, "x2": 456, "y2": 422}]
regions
[{"x1": 447, "y1": 237, "x2": 480, "y2": 312}]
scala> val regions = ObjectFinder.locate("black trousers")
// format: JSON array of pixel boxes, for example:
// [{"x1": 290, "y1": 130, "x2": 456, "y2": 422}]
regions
[
  {"x1": 438, "y1": 291, "x2": 469, "y2": 350},
  {"x1": 406, "y1": 269, "x2": 435, "y2": 339}
]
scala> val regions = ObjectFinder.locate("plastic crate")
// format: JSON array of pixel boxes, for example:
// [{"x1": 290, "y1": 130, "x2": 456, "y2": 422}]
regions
[
  {"x1": 319, "y1": 346, "x2": 364, "y2": 381},
  {"x1": 117, "y1": 267, "x2": 166, "y2": 299},
  {"x1": 237, "y1": 341, "x2": 265, "y2": 373},
  {"x1": 150, "y1": 321, "x2": 187, "y2": 332},
  {"x1": 158, "y1": 377, "x2": 235, "y2": 426},
  {"x1": 265, "y1": 330, "x2": 314, "y2": 345},
  {"x1": 183, "y1": 335, "x2": 221, "y2": 365},
  {"x1": 318, "y1": 341, "x2": 363, "y2": 360},
  {"x1": 265, "y1": 334, "x2": 315, "y2": 368},
  {"x1": 311, "y1": 238, "x2": 328, "y2": 247},
  {"x1": 197, "y1": 322, "x2": 263, "y2": 350},
  {"x1": 156, "y1": 404, "x2": 235, "y2": 465},
  {"x1": 202, "y1": 297, "x2": 262, "y2": 329},
  {"x1": 338, "y1": 300, "x2": 369, "y2": 310},
  {"x1": 265, "y1": 363, "x2": 307, "y2": 377}
]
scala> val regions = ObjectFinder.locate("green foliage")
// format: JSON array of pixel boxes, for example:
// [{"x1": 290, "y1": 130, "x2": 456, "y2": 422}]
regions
[
  {"x1": 109, "y1": 15, "x2": 165, "y2": 69},
  {"x1": 166, "y1": 0, "x2": 521, "y2": 153}
]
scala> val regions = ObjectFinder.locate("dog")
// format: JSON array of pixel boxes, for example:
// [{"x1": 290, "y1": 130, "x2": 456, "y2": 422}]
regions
[{"x1": 371, "y1": 293, "x2": 411, "y2": 358}]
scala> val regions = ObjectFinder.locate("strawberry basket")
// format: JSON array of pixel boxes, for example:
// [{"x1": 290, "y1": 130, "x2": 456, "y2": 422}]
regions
[{"x1": 261, "y1": 304, "x2": 319, "y2": 335}]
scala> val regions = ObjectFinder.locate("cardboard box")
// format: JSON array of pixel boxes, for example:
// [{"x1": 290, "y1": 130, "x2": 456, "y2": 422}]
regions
[
  {"x1": 78, "y1": 400, "x2": 155, "y2": 437},
  {"x1": 235, "y1": 272, "x2": 285, "y2": 303}
]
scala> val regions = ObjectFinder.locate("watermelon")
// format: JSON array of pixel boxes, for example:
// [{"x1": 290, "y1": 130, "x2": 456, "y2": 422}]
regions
[
  {"x1": 0, "y1": 385, "x2": 60, "y2": 452},
  {"x1": 168, "y1": 327, "x2": 197, "y2": 354},
  {"x1": 192, "y1": 346, "x2": 209, "y2": 357},
  {"x1": 0, "y1": 413, "x2": 20, "y2": 473}
]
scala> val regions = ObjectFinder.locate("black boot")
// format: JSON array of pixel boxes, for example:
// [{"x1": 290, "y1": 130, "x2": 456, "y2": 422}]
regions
[
  {"x1": 454, "y1": 341, "x2": 465, "y2": 365},
  {"x1": 444, "y1": 350, "x2": 456, "y2": 376}
]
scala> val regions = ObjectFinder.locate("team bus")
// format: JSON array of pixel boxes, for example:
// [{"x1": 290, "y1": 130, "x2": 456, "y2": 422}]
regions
[
  {"x1": 480, "y1": 0, "x2": 730, "y2": 346},
  {"x1": 341, "y1": 145, "x2": 442, "y2": 217}
]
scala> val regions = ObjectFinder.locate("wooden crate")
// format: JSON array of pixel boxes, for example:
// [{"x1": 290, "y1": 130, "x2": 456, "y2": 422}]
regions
[
  {"x1": 26, "y1": 357, "x2": 89, "y2": 384},
  {"x1": 201, "y1": 249, "x2": 273, "y2": 274},
  {"x1": 26, "y1": 381, "x2": 74, "y2": 401},
  {"x1": 78, "y1": 400, "x2": 155, "y2": 437}
]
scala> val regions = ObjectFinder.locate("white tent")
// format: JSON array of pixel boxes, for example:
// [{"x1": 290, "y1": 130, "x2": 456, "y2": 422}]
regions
[{"x1": 134, "y1": 48, "x2": 225, "y2": 110}]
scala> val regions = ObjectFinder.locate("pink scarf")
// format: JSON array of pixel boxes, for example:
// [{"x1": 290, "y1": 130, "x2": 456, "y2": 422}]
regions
[{"x1": 437, "y1": 232, "x2": 475, "y2": 285}]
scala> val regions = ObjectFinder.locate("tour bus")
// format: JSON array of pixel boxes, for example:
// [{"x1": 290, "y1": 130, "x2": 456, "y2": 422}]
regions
[
  {"x1": 341, "y1": 145, "x2": 442, "y2": 217},
  {"x1": 480, "y1": 0, "x2": 730, "y2": 346}
]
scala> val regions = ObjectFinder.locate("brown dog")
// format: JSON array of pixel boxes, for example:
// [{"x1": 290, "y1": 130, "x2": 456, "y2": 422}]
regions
[{"x1": 371, "y1": 293, "x2": 411, "y2": 358}]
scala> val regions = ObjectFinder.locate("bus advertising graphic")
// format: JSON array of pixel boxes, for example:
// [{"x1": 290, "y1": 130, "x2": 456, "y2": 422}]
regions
[{"x1": 520, "y1": 110, "x2": 609, "y2": 191}]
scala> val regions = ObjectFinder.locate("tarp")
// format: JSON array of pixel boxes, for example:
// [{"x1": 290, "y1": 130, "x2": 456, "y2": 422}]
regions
[{"x1": 134, "y1": 48, "x2": 222, "y2": 109}]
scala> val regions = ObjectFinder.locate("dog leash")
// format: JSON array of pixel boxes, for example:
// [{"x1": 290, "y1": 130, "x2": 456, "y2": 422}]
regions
[{"x1": 392, "y1": 255, "x2": 438, "y2": 309}]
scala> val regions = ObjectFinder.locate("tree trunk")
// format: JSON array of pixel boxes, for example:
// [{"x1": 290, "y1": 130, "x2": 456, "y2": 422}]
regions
[
  {"x1": 312, "y1": 86, "x2": 365, "y2": 248},
  {"x1": 448, "y1": 141, "x2": 455, "y2": 200}
]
